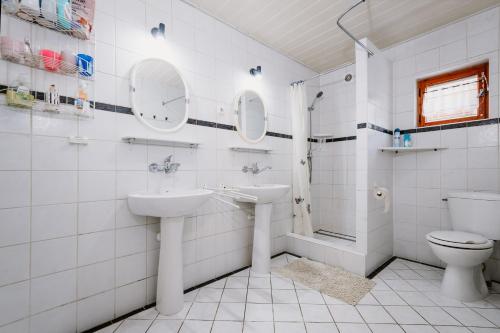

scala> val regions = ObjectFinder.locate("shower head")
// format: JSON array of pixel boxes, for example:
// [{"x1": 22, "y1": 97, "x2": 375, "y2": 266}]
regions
[{"x1": 308, "y1": 91, "x2": 324, "y2": 111}]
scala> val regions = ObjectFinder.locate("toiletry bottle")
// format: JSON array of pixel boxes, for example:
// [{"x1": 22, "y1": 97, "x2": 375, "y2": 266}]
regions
[
  {"x1": 393, "y1": 128, "x2": 401, "y2": 147},
  {"x1": 57, "y1": 0, "x2": 72, "y2": 30},
  {"x1": 75, "y1": 81, "x2": 89, "y2": 112},
  {"x1": 403, "y1": 133, "x2": 412, "y2": 147},
  {"x1": 39, "y1": 0, "x2": 58, "y2": 28},
  {"x1": 45, "y1": 84, "x2": 60, "y2": 111}
]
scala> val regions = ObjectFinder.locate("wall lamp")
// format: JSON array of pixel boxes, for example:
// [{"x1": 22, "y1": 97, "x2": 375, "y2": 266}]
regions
[
  {"x1": 151, "y1": 23, "x2": 166, "y2": 39},
  {"x1": 249, "y1": 65, "x2": 262, "y2": 79}
]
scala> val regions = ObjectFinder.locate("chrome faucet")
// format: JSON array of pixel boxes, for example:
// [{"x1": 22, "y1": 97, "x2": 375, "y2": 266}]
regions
[
  {"x1": 149, "y1": 155, "x2": 180, "y2": 174},
  {"x1": 242, "y1": 162, "x2": 272, "y2": 175}
]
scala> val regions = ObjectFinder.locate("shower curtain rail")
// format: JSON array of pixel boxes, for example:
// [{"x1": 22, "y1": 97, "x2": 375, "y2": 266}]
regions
[
  {"x1": 290, "y1": 0, "x2": 373, "y2": 86},
  {"x1": 337, "y1": 0, "x2": 374, "y2": 57},
  {"x1": 290, "y1": 64, "x2": 352, "y2": 86}
]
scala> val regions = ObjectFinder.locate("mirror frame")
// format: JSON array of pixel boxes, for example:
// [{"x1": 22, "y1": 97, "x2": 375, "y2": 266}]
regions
[
  {"x1": 130, "y1": 58, "x2": 190, "y2": 133},
  {"x1": 233, "y1": 89, "x2": 268, "y2": 144}
]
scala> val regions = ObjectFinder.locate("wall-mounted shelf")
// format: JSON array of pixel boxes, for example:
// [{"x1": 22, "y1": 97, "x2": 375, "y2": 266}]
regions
[
  {"x1": 379, "y1": 147, "x2": 448, "y2": 153},
  {"x1": 0, "y1": 94, "x2": 94, "y2": 118},
  {"x1": 0, "y1": 49, "x2": 94, "y2": 81},
  {"x1": 122, "y1": 137, "x2": 200, "y2": 148},
  {"x1": 312, "y1": 133, "x2": 334, "y2": 140},
  {"x1": 1, "y1": 0, "x2": 96, "y2": 122},
  {"x1": 229, "y1": 146, "x2": 272, "y2": 154},
  {"x1": 68, "y1": 136, "x2": 89, "y2": 145},
  {"x1": 1, "y1": 2, "x2": 91, "y2": 40}
]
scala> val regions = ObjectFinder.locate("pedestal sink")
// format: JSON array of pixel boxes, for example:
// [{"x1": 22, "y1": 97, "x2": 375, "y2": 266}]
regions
[
  {"x1": 128, "y1": 189, "x2": 212, "y2": 315},
  {"x1": 235, "y1": 184, "x2": 290, "y2": 274}
]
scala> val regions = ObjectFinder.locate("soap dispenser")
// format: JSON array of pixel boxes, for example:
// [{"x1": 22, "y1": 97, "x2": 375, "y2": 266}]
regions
[{"x1": 393, "y1": 128, "x2": 401, "y2": 147}]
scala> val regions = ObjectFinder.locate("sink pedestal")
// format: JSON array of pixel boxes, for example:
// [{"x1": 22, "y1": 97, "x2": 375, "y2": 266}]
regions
[
  {"x1": 128, "y1": 189, "x2": 213, "y2": 315},
  {"x1": 252, "y1": 203, "x2": 272, "y2": 274},
  {"x1": 156, "y1": 217, "x2": 184, "y2": 315},
  {"x1": 235, "y1": 185, "x2": 290, "y2": 275}
]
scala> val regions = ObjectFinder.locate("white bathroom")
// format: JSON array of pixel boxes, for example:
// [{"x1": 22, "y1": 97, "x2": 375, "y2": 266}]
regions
[{"x1": 0, "y1": 0, "x2": 500, "y2": 332}]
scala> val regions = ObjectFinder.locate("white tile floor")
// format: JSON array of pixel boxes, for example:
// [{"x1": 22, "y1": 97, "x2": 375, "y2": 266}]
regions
[{"x1": 96, "y1": 254, "x2": 500, "y2": 333}]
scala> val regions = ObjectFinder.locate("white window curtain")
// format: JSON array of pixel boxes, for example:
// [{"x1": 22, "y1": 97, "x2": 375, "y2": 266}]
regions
[
  {"x1": 290, "y1": 83, "x2": 313, "y2": 237},
  {"x1": 423, "y1": 76, "x2": 479, "y2": 122}
]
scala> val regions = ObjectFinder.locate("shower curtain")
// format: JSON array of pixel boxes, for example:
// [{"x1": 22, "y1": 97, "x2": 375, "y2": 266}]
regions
[{"x1": 290, "y1": 83, "x2": 313, "y2": 237}]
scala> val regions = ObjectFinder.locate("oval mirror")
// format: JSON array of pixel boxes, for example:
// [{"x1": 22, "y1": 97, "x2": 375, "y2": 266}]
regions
[
  {"x1": 234, "y1": 90, "x2": 267, "y2": 143},
  {"x1": 130, "y1": 58, "x2": 189, "y2": 132}
]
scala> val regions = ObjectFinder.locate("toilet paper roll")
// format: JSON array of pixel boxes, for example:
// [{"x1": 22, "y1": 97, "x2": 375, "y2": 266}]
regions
[{"x1": 373, "y1": 187, "x2": 390, "y2": 213}]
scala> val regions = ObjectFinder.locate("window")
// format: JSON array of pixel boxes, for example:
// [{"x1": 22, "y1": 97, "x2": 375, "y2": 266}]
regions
[{"x1": 417, "y1": 63, "x2": 489, "y2": 127}]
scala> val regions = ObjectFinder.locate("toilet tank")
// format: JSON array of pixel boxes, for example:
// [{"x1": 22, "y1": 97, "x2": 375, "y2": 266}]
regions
[{"x1": 448, "y1": 191, "x2": 500, "y2": 240}]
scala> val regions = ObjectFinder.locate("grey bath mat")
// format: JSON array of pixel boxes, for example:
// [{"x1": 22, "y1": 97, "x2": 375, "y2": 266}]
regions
[{"x1": 273, "y1": 257, "x2": 375, "y2": 305}]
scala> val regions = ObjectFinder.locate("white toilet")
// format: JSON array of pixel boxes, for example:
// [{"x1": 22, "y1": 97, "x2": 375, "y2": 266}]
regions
[{"x1": 426, "y1": 191, "x2": 499, "y2": 302}]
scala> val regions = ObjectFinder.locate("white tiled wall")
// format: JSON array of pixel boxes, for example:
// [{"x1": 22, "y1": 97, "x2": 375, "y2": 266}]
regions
[
  {"x1": 0, "y1": 0, "x2": 316, "y2": 331},
  {"x1": 385, "y1": 7, "x2": 500, "y2": 280}
]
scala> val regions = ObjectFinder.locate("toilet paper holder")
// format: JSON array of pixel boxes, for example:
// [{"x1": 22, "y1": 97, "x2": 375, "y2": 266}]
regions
[{"x1": 373, "y1": 184, "x2": 391, "y2": 213}]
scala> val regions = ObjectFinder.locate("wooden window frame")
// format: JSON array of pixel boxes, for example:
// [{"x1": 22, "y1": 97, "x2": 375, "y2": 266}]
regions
[{"x1": 417, "y1": 62, "x2": 489, "y2": 127}]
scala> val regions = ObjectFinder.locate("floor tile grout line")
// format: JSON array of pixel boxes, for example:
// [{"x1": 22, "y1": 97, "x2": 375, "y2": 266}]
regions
[
  {"x1": 321, "y1": 292, "x2": 341, "y2": 332},
  {"x1": 466, "y1": 307, "x2": 500, "y2": 328},
  {"x1": 241, "y1": 268, "x2": 250, "y2": 332},
  {"x1": 286, "y1": 272, "x2": 307, "y2": 332},
  {"x1": 372, "y1": 266, "x2": 438, "y2": 328}
]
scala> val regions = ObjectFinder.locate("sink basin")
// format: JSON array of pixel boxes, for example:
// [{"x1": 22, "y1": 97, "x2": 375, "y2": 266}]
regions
[
  {"x1": 235, "y1": 184, "x2": 290, "y2": 204},
  {"x1": 234, "y1": 184, "x2": 290, "y2": 274},
  {"x1": 128, "y1": 189, "x2": 212, "y2": 315},
  {"x1": 128, "y1": 189, "x2": 213, "y2": 217}
]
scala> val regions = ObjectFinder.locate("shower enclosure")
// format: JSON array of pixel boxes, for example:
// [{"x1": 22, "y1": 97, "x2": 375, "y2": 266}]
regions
[
  {"x1": 288, "y1": 37, "x2": 394, "y2": 276},
  {"x1": 307, "y1": 70, "x2": 357, "y2": 244}
]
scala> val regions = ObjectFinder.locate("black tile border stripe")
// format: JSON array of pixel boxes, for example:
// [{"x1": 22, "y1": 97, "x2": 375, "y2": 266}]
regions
[
  {"x1": 330, "y1": 135, "x2": 357, "y2": 142},
  {"x1": 400, "y1": 118, "x2": 500, "y2": 134},
  {"x1": 0, "y1": 86, "x2": 296, "y2": 140},
  {"x1": 267, "y1": 131, "x2": 293, "y2": 139},
  {"x1": 83, "y1": 251, "x2": 301, "y2": 333},
  {"x1": 368, "y1": 123, "x2": 393, "y2": 135},
  {"x1": 357, "y1": 122, "x2": 393, "y2": 135},
  {"x1": 308, "y1": 135, "x2": 357, "y2": 143},
  {"x1": 359, "y1": 118, "x2": 500, "y2": 136},
  {"x1": 4, "y1": 86, "x2": 499, "y2": 140}
]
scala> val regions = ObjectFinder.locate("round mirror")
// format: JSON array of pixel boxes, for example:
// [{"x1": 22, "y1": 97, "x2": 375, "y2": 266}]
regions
[
  {"x1": 234, "y1": 90, "x2": 267, "y2": 143},
  {"x1": 130, "y1": 58, "x2": 189, "y2": 132}
]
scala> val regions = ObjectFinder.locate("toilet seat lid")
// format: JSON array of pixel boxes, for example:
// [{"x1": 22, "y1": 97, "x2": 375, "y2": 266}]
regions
[{"x1": 427, "y1": 231, "x2": 493, "y2": 249}]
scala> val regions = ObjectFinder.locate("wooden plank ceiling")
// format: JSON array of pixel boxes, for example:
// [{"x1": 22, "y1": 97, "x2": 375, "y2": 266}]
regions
[{"x1": 185, "y1": 0, "x2": 500, "y2": 72}]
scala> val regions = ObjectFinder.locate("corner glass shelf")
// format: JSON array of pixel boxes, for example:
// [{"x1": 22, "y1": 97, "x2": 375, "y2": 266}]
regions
[
  {"x1": 378, "y1": 147, "x2": 448, "y2": 153},
  {"x1": 312, "y1": 133, "x2": 334, "y2": 140},
  {"x1": 122, "y1": 137, "x2": 200, "y2": 148}
]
